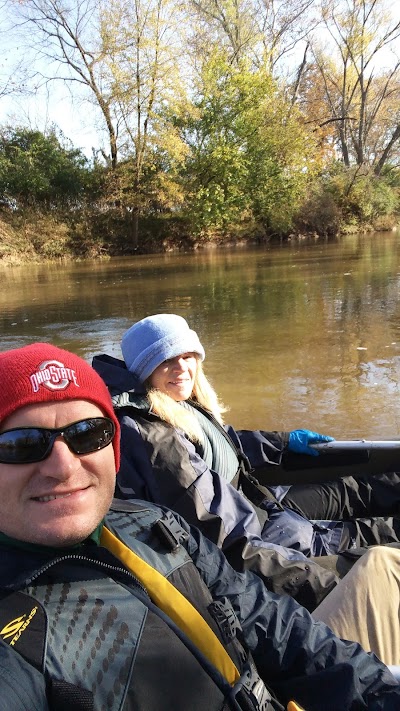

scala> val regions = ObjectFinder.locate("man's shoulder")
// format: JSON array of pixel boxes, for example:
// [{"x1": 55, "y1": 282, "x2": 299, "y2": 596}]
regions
[
  {"x1": 105, "y1": 499, "x2": 193, "y2": 575},
  {"x1": 108, "y1": 497, "x2": 158, "y2": 514},
  {"x1": 106, "y1": 498, "x2": 189, "y2": 541}
]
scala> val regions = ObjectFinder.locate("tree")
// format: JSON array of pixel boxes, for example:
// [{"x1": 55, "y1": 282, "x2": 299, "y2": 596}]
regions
[
  {"x1": 304, "y1": 0, "x2": 400, "y2": 174},
  {"x1": 8, "y1": 0, "x2": 186, "y2": 247},
  {"x1": 98, "y1": 0, "x2": 185, "y2": 246},
  {"x1": 185, "y1": 0, "x2": 317, "y2": 75},
  {"x1": 8, "y1": 0, "x2": 119, "y2": 169},
  {"x1": 0, "y1": 126, "x2": 92, "y2": 209},
  {"x1": 177, "y1": 52, "x2": 318, "y2": 235}
]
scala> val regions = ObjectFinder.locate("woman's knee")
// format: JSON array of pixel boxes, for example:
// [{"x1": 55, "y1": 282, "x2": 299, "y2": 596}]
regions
[{"x1": 356, "y1": 545, "x2": 400, "y2": 575}]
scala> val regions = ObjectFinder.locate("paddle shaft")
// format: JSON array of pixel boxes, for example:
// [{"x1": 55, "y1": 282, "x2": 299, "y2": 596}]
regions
[{"x1": 312, "y1": 440, "x2": 400, "y2": 451}]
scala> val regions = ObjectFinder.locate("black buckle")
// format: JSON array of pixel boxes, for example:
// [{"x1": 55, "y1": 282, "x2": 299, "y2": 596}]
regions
[
  {"x1": 208, "y1": 597, "x2": 242, "y2": 644},
  {"x1": 237, "y1": 451, "x2": 253, "y2": 475},
  {"x1": 152, "y1": 512, "x2": 189, "y2": 552},
  {"x1": 243, "y1": 668, "x2": 272, "y2": 710},
  {"x1": 231, "y1": 662, "x2": 280, "y2": 711}
]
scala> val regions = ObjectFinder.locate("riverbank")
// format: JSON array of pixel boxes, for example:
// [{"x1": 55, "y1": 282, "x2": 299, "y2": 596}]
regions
[
  {"x1": 0, "y1": 210, "x2": 237, "y2": 264},
  {"x1": 0, "y1": 208, "x2": 398, "y2": 264}
]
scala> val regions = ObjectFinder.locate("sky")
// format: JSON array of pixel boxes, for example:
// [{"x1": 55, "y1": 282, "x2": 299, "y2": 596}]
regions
[
  {"x1": 0, "y1": 86, "x2": 103, "y2": 157},
  {"x1": 0, "y1": 84, "x2": 105, "y2": 158}
]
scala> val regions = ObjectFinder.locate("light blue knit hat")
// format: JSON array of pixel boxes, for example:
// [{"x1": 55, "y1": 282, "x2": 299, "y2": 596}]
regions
[{"x1": 121, "y1": 314, "x2": 205, "y2": 383}]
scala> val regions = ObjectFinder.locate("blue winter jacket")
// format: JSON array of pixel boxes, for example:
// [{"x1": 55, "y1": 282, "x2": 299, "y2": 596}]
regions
[{"x1": 92, "y1": 354, "x2": 348, "y2": 610}]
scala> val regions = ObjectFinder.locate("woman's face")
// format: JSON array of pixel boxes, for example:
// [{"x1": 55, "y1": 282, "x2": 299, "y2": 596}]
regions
[{"x1": 148, "y1": 353, "x2": 198, "y2": 401}]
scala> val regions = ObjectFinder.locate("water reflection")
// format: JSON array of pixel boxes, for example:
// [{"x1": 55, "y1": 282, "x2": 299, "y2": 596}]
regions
[{"x1": 1, "y1": 232, "x2": 400, "y2": 438}]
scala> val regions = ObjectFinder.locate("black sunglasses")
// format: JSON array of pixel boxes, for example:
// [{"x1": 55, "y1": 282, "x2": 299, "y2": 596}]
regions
[{"x1": 0, "y1": 417, "x2": 116, "y2": 465}]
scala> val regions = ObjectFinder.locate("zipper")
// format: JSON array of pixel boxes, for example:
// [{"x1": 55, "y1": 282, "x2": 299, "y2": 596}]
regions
[{"x1": 14, "y1": 552, "x2": 150, "y2": 597}]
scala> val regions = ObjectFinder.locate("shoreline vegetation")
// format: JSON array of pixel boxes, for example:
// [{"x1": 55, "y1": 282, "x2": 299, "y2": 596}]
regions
[
  {"x1": 1, "y1": 124, "x2": 399, "y2": 264},
  {"x1": 0, "y1": 203, "x2": 399, "y2": 265}
]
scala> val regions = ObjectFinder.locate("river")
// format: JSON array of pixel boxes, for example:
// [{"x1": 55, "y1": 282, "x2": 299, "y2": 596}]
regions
[{"x1": 1, "y1": 232, "x2": 400, "y2": 438}]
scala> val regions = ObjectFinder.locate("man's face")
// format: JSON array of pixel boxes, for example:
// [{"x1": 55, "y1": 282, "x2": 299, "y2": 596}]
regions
[{"x1": 0, "y1": 399, "x2": 116, "y2": 547}]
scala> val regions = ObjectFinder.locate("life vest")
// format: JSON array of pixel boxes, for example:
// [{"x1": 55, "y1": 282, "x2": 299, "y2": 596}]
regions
[
  {"x1": 182, "y1": 399, "x2": 241, "y2": 483},
  {"x1": 0, "y1": 500, "x2": 288, "y2": 711}
]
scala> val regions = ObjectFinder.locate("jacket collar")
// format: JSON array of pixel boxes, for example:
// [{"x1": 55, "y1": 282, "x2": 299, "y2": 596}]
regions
[
  {"x1": 92, "y1": 354, "x2": 145, "y2": 394},
  {"x1": 92, "y1": 354, "x2": 150, "y2": 413},
  {"x1": 0, "y1": 525, "x2": 105, "y2": 591}
]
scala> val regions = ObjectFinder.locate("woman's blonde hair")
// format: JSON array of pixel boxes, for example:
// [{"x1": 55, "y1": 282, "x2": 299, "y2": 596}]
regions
[{"x1": 146, "y1": 359, "x2": 227, "y2": 443}]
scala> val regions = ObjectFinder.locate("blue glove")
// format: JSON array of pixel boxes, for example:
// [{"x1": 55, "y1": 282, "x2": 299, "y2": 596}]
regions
[{"x1": 288, "y1": 429, "x2": 335, "y2": 457}]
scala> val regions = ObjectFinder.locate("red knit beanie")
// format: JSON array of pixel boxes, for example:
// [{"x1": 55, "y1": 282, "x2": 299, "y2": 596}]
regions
[{"x1": 0, "y1": 343, "x2": 120, "y2": 470}]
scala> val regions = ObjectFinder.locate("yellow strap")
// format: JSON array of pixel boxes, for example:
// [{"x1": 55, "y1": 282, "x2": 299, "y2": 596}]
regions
[
  {"x1": 287, "y1": 701, "x2": 305, "y2": 711},
  {"x1": 100, "y1": 526, "x2": 240, "y2": 685}
]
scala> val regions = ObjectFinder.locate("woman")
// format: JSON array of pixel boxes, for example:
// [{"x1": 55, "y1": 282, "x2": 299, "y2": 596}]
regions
[{"x1": 92, "y1": 313, "x2": 400, "y2": 612}]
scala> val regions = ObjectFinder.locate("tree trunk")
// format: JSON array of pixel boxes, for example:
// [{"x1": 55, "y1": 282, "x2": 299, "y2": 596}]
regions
[{"x1": 127, "y1": 207, "x2": 139, "y2": 250}]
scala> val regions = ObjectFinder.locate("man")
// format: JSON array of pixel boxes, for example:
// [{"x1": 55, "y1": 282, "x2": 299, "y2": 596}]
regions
[{"x1": 0, "y1": 343, "x2": 398, "y2": 711}]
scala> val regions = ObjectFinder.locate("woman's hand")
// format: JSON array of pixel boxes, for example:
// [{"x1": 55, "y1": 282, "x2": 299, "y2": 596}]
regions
[{"x1": 288, "y1": 429, "x2": 335, "y2": 457}]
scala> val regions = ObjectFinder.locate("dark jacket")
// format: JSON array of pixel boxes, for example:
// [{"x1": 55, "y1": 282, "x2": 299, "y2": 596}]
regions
[
  {"x1": 92, "y1": 354, "x2": 346, "y2": 610},
  {"x1": 0, "y1": 498, "x2": 398, "y2": 711}
]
